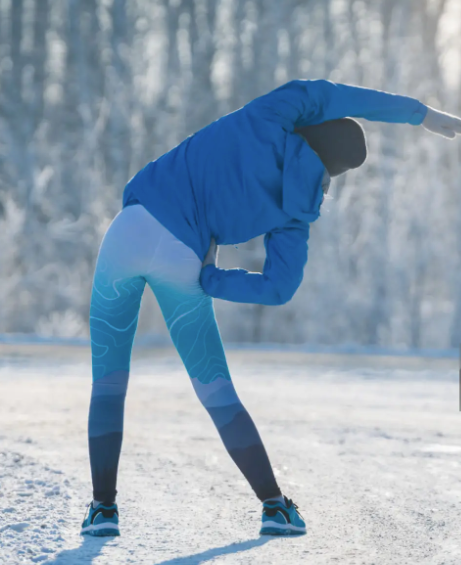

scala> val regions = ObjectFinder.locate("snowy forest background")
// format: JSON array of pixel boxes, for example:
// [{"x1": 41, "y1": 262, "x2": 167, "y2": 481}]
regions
[{"x1": 1, "y1": 0, "x2": 461, "y2": 349}]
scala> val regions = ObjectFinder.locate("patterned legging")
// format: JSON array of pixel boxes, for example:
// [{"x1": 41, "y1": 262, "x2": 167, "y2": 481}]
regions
[{"x1": 88, "y1": 204, "x2": 281, "y2": 503}]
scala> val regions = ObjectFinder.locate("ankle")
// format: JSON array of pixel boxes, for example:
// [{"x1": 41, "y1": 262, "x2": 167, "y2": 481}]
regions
[
  {"x1": 263, "y1": 494, "x2": 286, "y2": 505},
  {"x1": 92, "y1": 499, "x2": 115, "y2": 508}
]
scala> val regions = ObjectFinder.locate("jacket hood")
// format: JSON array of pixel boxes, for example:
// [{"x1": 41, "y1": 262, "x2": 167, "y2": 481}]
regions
[{"x1": 282, "y1": 132, "x2": 325, "y2": 224}]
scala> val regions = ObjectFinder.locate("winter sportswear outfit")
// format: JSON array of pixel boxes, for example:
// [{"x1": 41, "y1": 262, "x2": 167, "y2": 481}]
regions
[{"x1": 88, "y1": 79, "x2": 428, "y2": 509}]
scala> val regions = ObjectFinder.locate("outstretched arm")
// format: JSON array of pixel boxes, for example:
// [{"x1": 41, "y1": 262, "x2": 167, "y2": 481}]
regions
[
  {"x1": 250, "y1": 79, "x2": 429, "y2": 130},
  {"x1": 200, "y1": 222, "x2": 310, "y2": 306},
  {"x1": 251, "y1": 79, "x2": 461, "y2": 140}
]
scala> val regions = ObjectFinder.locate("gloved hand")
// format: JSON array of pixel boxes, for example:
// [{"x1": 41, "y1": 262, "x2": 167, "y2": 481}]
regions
[
  {"x1": 422, "y1": 106, "x2": 461, "y2": 139},
  {"x1": 202, "y1": 238, "x2": 218, "y2": 267}
]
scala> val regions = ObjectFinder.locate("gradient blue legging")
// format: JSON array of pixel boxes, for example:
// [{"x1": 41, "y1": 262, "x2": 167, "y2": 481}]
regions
[{"x1": 88, "y1": 204, "x2": 281, "y2": 503}]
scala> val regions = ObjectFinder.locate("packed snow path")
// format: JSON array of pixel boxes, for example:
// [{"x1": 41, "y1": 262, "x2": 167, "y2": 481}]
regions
[{"x1": 0, "y1": 345, "x2": 459, "y2": 564}]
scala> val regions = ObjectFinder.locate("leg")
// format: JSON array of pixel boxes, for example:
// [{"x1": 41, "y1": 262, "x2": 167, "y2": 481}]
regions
[
  {"x1": 88, "y1": 208, "x2": 147, "y2": 503},
  {"x1": 145, "y1": 232, "x2": 281, "y2": 501}
]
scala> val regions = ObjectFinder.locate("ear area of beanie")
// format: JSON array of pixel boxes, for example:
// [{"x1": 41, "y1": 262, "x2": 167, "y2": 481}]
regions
[
  {"x1": 346, "y1": 118, "x2": 368, "y2": 169},
  {"x1": 294, "y1": 118, "x2": 368, "y2": 178}
]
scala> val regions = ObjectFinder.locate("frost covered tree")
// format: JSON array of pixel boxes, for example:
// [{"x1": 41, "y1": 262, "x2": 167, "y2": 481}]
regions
[{"x1": 0, "y1": 0, "x2": 460, "y2": 350}]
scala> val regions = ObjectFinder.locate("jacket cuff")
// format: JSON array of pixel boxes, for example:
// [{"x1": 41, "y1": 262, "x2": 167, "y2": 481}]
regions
[
  {"x1": 200, "y1": 264, "x2": 218, "y2": 294},
  {"x1": 409, "y1": 102, "x2": 428, "y2": 126}
]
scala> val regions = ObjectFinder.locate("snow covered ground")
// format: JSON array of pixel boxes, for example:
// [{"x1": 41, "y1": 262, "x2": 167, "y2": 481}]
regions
[{"x1": 0, "y1": 344, "x2": 460, "y2": 564}]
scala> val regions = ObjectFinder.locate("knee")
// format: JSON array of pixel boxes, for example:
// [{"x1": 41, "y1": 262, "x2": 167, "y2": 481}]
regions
[
  {"x1": 91, "y1": 370, "x2": 129, "y2": 398},
  {"x1": 89, "y1": 371, "x2": 129, "y2": 434},
  {"x1": 192, "y1": 377, "x2": 241, "y2": 410}
]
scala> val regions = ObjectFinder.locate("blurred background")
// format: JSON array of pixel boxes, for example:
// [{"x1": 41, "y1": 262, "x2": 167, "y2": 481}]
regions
[{"x1": 0, "y1": 0, "x2": 460, "y2": 351}]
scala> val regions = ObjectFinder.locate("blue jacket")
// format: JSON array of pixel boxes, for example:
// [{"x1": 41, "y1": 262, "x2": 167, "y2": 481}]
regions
[{"x1": 123, "y1": 80, "x2": 427, "y2": 305}]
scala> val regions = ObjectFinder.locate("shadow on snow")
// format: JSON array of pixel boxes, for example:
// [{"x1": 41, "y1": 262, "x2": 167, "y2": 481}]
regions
[
  {"x1": 153, "y1": 536, "x2": 274, "y2": 565},
  {"x1": 44, "y1": 536, "x2": 110, "y2": 565},
  {"x1": 44, "y1": 535, "x2": 273, "y2": 565}
]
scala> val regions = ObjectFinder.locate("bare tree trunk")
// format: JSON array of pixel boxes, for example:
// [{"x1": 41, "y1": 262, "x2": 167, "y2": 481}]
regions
[
  {"x1": 107, "y1": 0, "x2": 132, "y2": 193},
  {"x1": 32, "y1": 0, "x2": 49, "y2": 127},
  {"x1": 184, "y1": 0, "x2": 218, "y2": 134},
  {"x1": 363, "y1": 0, "x2": 399, "y2": 345}
]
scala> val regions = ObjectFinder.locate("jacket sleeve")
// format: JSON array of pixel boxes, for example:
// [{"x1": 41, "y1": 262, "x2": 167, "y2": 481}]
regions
[
  {"x1": 200, "y1": 222, "x2": 310, "y2": 305},
  {"x1": 251, "y1": 79, "x2": 428, "y2": 131}
]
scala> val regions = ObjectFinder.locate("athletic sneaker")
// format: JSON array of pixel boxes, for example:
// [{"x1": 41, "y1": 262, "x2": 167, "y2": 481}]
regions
[
  {"x1": 260, "y1": 496, "x2": 306, "y2": 536},
  {"x1": 81, "y1": 502, "x2": 120, "y2": 536}
]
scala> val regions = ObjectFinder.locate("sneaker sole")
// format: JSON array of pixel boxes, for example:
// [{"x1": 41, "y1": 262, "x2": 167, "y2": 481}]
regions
[
  {"x1": 260, "y1": 521, "x2": 306, "y2": 536},
  {"x1": 81, "y1": 524, "x2": 120, "y2": 537}
]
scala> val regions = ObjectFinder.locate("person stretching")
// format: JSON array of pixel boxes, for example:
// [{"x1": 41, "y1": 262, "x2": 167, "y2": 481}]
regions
[{"x1": 81, "y1": 79, "x2": 461, "y2": 537}]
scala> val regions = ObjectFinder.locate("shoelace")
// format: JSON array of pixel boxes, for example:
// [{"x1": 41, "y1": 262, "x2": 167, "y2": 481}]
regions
[
  {"x1": 286, "y1": 499, "x2": 304, "y2": 519},
  {"x1": 81, "y1": 502, "x2": 92, "y2": 525}
]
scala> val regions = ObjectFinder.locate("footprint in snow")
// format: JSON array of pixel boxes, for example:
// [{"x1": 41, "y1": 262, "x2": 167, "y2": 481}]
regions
[{"x1": 2, "y1": 522, "x2": 30, "y2": 533}]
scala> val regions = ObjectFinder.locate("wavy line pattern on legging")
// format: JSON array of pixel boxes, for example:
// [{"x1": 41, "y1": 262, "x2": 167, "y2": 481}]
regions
[{"x1": 90, "y1": 275, "x2": 145, "y2": 381}]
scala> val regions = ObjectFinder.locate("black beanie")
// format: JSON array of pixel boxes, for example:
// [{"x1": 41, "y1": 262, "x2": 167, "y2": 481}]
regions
[{"x1": 294, "y1": 118, "x2": 367, "y2": 177}]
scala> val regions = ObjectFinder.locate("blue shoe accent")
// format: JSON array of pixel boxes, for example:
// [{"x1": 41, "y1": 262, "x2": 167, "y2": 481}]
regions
[
  {"x1": 81, "y1": 502, "x2": 120, "y2": 537},
  {"x1": 260, "y1": 496, "x2": 306, "y2": 536}
]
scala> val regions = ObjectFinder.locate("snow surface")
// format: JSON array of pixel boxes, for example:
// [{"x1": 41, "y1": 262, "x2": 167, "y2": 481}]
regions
[{"x1": 0, "y1": 345, "x2": 460, "y2": 564}]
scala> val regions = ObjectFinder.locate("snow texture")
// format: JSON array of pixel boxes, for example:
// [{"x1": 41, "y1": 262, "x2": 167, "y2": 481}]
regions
[{"x1": 0, "y1": 346, "x2": 460, "y2": 564}]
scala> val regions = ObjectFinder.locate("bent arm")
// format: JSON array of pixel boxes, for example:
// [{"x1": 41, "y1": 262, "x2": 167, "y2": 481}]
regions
[
  {"x1": 251, "y1": 79, "x2": 428, "y2": 131},
  {"x1": 200, "y1": 222, "x2": 309, "y2": 305}
]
